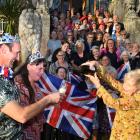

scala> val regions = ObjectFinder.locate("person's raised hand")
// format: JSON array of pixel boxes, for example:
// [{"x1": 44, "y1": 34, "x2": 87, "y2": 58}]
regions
[
  {"x1": 81, "y1": 61, "x2": 99, "y2": 69},
  {"x1": 85, "y1": 73, "x2": 101, "y2": 89}
]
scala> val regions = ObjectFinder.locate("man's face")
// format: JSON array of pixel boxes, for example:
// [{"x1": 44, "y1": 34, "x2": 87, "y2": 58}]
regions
[
  {"x1": 87, "y1": 35, "x2": 94, "y2": 43},
  {"x1": 5, "y1": 42, "x2": 21, "y2": 68}
]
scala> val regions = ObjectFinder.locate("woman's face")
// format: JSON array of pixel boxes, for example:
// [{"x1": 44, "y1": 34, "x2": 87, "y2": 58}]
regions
[
  {"x1": 122, "y1": 53, "x2": 129, "y2": 62},
  {"x1": 103, "y1": 33, "x2": 110, "y2": 42},
  {"x1": 51, "y1": 31, "x2": 57, "y2": 39},
  {"x1": 61, "y1": 43, "x2": 69, "y2": 52},
  {"x1": 56, "y1": 51, "x2": 65, "y2": 62},
  {"x1": 101, "y1": 56, "x2": 110, "y2": 66},
  {"x1": 28, "y1": 62, "x2": 45, "y2": 82},
  {"x1": 99, "y1": 25, "x2": 105, "y2": 31},
  {"x1": 133, "y1": 44, "x2": 139, "y2": 53},
  {"x1": 107, "y1": 40, "x2": 114, "y2": 51},
  {"x1": 92, "y1": 23, "x2": 97, "y2": 29},
  {"x1": 115, "y1": 25, "x2": 121, "y2": 33},
  {"x1": 123, "y1": 79, "x2": 137, "y2": 95},
  {"x1": 57, "y1": 32, "x2": 64, "y2": 40},
  {"x1": 83, "y1": 19, "x2": 88, "y2": 25},
  {"x1": 76, "y1": 43, "x2": 84, "y2": 52},
  {"x1": 57, "y1": 68, "x2": 67, "y2": 79},
  {"x1": 97, "y1": 33, "x2": 103, "y2": 41},
  {"x1": 92, "y1": 49, "x2": 100, "y2": 58},
  {"x1": 126, "y1": 44, "x2": 132, "y2": 52}
]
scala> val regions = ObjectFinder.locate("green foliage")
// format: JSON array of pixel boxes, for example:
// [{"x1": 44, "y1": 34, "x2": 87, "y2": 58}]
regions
[{"x1": 0, "y1": 0, "x2": 26, "y2": 35}]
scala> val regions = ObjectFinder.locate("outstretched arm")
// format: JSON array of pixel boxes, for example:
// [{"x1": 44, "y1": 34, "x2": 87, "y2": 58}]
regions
[
  {"x1": 86, "y1": 74, "x2": 140, "y2": 110},
  {"x1": 1, "y1": 93, "x2": 63, "y2": 124},
  {"x1": 97, "y1": 86, "x2": 140, "y2": 110},
  {"x1": 82, "y1": 61, "x2": 124, "y2": 96}
]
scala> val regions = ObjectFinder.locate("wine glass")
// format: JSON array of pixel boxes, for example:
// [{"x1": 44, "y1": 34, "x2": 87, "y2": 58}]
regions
[{"x1": 59, "y1": 81, "x2": 67, "y2": 95}]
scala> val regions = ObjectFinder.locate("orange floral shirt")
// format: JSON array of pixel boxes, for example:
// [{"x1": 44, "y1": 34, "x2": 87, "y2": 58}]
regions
[{"x1": 96, "y1": 66, "x2": 140, "y2": 140}]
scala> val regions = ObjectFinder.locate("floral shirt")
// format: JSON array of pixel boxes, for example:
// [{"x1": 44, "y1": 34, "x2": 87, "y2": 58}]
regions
[
  {"x1": 0, "y1": 76, "x2": 22, "y2": 140},
  {"x1": 97, "y1": 66, "x2": 140, "y2": 140},
  {"x1": 15, "y1": 75, "x2": 45, "y2": 140}
]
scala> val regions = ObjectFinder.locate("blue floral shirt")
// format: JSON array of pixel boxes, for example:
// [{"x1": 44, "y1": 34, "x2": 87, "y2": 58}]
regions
[{"x1": 0, "y1": 76, "x2": 22, "y2": 140}]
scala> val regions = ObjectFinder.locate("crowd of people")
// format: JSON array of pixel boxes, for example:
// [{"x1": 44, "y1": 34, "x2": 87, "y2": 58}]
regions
[
  {"x1": 45, "y1": 9, "x2": 140, "y2": 140},
  {"x1": 0, "y1": 8, "x2": 140, "y2": 140}
]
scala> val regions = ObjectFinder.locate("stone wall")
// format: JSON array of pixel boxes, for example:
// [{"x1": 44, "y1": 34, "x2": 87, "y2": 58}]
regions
[
  {"x1": 109, "y1": 0, "x2": 140, "y2": 44},
  {"x1": 124, "y1": 17, "x2": 140, "y2": 44}
]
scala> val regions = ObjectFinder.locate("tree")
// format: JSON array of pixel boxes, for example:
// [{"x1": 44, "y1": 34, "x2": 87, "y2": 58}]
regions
[{"x1": 0, "y1": 0, "x2": 26, "y2": 35}]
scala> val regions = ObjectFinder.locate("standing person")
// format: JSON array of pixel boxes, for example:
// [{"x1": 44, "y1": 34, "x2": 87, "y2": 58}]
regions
[
  {"x1": 0, "y1": 33, "x2": 63, "y2": 140},
  {"x1": 14, "y1": 51, "x2": 60, "y2": 140},
  {"x1": 105, "y1": 39, "x2": 119, "y2": 69},
  {"x1": 49, "y1": 50, "x2": 72, "y2": 75},
  {"x1": 83, "y1": 60, "x2": 140, "y2": 140},
  {"x1": 84, "y1": 32, "x2": 95, "y2": 53},
  {"x1": 130, "y1": 43, "x2": 140, "y2": 70},
  {"x1": 71, "y1": 40, "x2": 89, "y2": 71},
  {"x1": 47, "y1": 30, "x2": 61, "y2": 62}
]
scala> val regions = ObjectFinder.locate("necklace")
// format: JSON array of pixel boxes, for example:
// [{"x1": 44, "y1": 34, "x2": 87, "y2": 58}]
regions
[{"x1": 0, "y1": 66, "x2": 13, "y2": 79}]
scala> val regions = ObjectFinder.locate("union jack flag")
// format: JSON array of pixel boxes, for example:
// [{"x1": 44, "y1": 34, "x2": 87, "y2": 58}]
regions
[
  {"x1": 117, "y1": 63, "x2": 130, "y2": 81},
  {"x1": 38, "y1": 72, "x2": 97, "y2": 139},
  {"x1": 68, "y1": 72, "x2": 83, "y2": 86},
  {"x1": 106, "y1": 107, "x2": 116, "y2": 128}
]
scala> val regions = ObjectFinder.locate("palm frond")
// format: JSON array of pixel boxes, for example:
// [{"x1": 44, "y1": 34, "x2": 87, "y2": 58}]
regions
[{"x1": 0, "y1": 0, "x2": 27, "y2": 34}]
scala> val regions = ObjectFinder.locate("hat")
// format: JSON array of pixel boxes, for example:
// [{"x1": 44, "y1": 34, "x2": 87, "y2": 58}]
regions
[
  {"x1": 28, "y1": 51, "x2": 44, "y2": 64},
  {"x1": 74, "y1": 19, "x2": 80, "y2": 24},
  {"x1": 78, "y1": 25, "x2": 88, "y2": 31},
  {"x1": 0, "y1": 33, "x2": 20, "y2": 44},
  {"x1": 80, "y1": 16, "x2": 87, "y2": 21}
]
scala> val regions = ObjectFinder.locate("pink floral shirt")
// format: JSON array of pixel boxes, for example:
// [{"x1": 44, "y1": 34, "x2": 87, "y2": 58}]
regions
[{"x1": 15, "y1": 75, "x2": 45, "y2": 140}]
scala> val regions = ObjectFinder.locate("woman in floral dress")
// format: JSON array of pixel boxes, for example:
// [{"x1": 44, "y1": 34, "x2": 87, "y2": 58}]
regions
[{"x1": 83, "y1": 61, "x2": 140, "y2": 140}]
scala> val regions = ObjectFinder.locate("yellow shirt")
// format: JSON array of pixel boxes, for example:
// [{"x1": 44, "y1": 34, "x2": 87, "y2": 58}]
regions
[{"x1": 96, "y1": 66, "x2": 140, "y2": 140}]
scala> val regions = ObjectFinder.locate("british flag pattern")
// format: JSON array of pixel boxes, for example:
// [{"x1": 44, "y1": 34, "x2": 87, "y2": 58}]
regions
[{"x1": 38, "y1": 72, "x2": 97, "y2": 139}]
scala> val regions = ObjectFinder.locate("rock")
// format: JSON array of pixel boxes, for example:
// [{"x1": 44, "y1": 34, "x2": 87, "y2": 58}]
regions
[
  {"x1": 18, "y1": 0, "x2": 50, "y2": 63},
  {"x1": 19, "y1": 8, "x2": 42, "y2": 63}
]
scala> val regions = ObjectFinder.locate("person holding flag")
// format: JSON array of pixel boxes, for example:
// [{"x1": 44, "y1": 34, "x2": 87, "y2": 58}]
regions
[{"x1": 14, "y1": 51, "x2": 65, "y2": 140}]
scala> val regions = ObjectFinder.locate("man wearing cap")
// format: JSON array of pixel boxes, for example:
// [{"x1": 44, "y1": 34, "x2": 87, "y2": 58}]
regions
[{"x1": 0, "y1": 33, "x2": 63, "y2": 139}]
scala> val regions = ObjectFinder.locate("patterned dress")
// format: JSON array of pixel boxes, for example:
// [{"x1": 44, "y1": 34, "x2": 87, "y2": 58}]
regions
[
  {"x1": 0, "y1": 76, "x2": 22, "y2": 140},
  {"x1": 97, "y1": 66, "x2": 140, "y2": 140},
  {"x1": 15, "y1": 75, "x2": 45, "y2": 140}
]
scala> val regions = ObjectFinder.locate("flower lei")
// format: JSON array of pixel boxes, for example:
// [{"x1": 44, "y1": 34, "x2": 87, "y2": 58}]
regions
[{"x1": 0, "y1": 66, "x2": 13, "y2": 79}]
